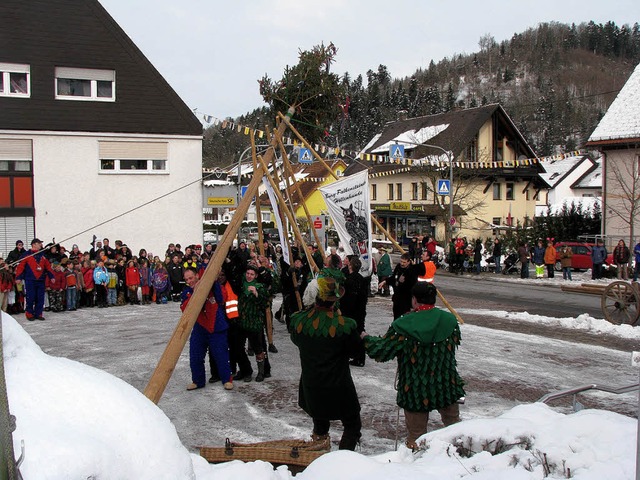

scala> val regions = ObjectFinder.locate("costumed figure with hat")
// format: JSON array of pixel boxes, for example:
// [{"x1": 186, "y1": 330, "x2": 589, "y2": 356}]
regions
[
  {"x1": 290, "y1": 276, "x2": 362, "y2": 451},
  {"x1": 15, "y1": 238, "x2": 56, "y2": 320},
  {"x1": 362, "y1": 282, "x2": 465, "y2": 450}
]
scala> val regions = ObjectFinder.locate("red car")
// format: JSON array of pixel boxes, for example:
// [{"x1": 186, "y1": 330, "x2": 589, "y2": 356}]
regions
[{"x1": 554, "y1": 242, "x2": 613, "y2": 271}]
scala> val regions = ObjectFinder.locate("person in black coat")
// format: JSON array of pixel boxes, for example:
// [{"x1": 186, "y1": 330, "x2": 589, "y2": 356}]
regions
[
  {"x1": 379, "y1": 253, "x2": 419, "y2": 320},
  {"x1": 167, "y1": 254, "x2": 184, "y2": 301},
  {"x1": 340, "y1": 257, "x2": 369, "y2": 367}
]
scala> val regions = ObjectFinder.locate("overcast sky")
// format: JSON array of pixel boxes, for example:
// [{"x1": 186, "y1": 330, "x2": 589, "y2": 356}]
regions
[{"x1": 99, "y1": 0, "x2": 639, "y2": 120}]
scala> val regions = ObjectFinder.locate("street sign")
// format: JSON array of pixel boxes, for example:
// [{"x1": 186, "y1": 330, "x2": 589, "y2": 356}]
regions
[
  {"x1": 207, "y1": 197, "x2": 235, "y2": 206},
  {"x1": 298, "y1": 147, "x2": 313, "y2": 164},
  {"x1": 449, "y1": 217, "x2": 456, "y2": 226},
  {"x1": 437, "y1": 179, "x2": 451, "y2": 195},
  {"x1": 389, "y1": 144, "x2": 405, "y2": 162},
  {"x1": 240, "y1": 186, "x2": 248, "y2": 198}
]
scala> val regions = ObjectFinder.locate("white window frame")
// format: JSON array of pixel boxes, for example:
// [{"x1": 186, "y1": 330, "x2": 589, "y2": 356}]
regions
[
  {"x1": 0, "y1": 63, "x2": 30, "y2": 98},
  {"x1": 55, "y1": 67, "x2": 115, "y2": 102},
  {"x1": 98, "y1": 142, "x2": 168, "y2": 175}
]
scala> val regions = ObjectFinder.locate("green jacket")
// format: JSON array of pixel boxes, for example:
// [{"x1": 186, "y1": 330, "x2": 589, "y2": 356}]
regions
[
  {"x1": 377, "y1": 253, "x2": 392, "y2": 277},
  {"x1": 364, "y1": 307, "x2": 465, "y2": 412},
  {"x1": 238, "y1": 279, "x2": 267, "y2": 332},
  {"x1": 291, "y1": 305, "x2": 361, "y2": 420}
]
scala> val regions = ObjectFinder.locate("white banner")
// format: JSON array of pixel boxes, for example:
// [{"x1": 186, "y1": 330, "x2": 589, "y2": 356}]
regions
[
  {"x1": 319, "y1": 170, "x2": 372, "y2": 276},
  {"x1": 262, "y1": 176, "x2": 289, "y2": 265}
]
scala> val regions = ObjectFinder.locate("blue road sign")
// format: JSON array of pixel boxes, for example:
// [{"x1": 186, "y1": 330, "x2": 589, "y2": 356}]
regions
[
  {"x1": 389, "y1": 144, "x2": 405, "y2": 161},
  {"x1": 241, "y1": 186, "x2": 248, "y2": 198},
  {"x1": 298, "y1": 148, "x2": 313, "y2": 164},
  {"x1": 437, "y1": 179, "x2": 451, "y2": 195}
]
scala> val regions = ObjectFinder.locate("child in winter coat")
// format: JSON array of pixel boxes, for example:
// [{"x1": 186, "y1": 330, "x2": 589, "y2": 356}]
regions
[
  {"x1": 139, "y1": 258, "x2": 151, "y2": 304},
  {"x1": 0, "y1": 260, "x2": 14, "y2": 312},
  {"x1": 65, "y1": 261, "x2": 78, "y2": 311},
  {"x1": 125, "y1": 260, "x2": 140, "y2": 305},
  {"x1": 82, "y1": 260, "x2": 95, "y2": 307},
  {"x1": 106, "y1": 260, "x2": 118, "y2": 306}
]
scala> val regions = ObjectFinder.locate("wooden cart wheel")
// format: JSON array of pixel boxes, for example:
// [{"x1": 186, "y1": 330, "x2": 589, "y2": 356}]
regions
[{"x1": 601, "y1": 281, "x2": 640, "y2": 325}]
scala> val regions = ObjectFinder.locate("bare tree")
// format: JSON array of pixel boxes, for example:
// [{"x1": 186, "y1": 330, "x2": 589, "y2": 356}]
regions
[{"x1": 606, "y1": 155, "x2": 640, "y2": 255}]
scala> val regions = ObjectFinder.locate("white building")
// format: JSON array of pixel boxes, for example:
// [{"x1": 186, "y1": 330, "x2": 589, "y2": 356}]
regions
[{"x1": 0, "y1": 0, "x2": 203, "y2": 257}]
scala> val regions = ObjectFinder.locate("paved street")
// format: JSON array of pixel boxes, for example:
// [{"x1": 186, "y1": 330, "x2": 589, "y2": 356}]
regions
[{"x1": 16, "y1": 274, "x2": 639, "y2": 455}]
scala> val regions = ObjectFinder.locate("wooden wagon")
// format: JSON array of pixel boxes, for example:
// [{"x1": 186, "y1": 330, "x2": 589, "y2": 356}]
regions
[{"x1": 561, "y1": 281, "x2": 640, "y2": 325}]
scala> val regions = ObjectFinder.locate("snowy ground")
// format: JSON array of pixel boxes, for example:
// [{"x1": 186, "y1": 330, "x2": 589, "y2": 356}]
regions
[{"x1": 2, "y1": 271, "x2": 639, "y2": 479}]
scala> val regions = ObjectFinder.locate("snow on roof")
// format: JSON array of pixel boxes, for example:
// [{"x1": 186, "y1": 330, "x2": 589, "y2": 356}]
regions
[
  {"x1": 573, "y1": 156, "x2": 602, "y2": 189},
  {"x1": 538, "y1": 155, "x2": 585, "y2": 187},
  {"x1": 370, "y1": 124, "x2": 450, "y2": 153},
  {"x1": 589, "y1": 62, "x2": 640, "y2": 142}
]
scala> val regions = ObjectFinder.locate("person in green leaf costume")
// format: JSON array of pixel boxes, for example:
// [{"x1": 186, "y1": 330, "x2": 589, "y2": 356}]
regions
[
  {"x1": 290, "y1": 276, "x2": 362, "y2": 450},
  {"x1": 362, "y1": 282, "x2": 465, "y2": 450},
  {"x1": 238, "y1": 264, "x2": 269, "y2": 382}
]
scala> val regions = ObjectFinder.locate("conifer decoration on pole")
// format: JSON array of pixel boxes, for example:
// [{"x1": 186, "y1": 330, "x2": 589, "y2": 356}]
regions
[{"x1": 259, "y1": 42, "x2": 345, "y2": 144}]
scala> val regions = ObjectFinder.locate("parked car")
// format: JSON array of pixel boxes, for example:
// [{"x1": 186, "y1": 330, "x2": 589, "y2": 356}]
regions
[{"x1": 553, "y1": 241, "x2": 613, "y2": 271}]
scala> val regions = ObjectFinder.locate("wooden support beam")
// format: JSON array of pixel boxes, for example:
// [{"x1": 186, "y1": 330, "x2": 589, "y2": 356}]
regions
[{"x1": 143, "y1": 107, "x2": 295, "y2": 404}]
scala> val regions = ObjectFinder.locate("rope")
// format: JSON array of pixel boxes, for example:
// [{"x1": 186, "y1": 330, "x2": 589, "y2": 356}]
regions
[{"x1": 1, "y1": 170, "x2": 219, "y2": 272}]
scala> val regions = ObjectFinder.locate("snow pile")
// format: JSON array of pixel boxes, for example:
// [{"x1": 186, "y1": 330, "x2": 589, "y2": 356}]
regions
[
  {"x1": 457, "y1": 308, "x2": 640, "y2": 340},
  {"x1": 2, "y1": 310, "x2": 637, "y2": 479},
  {"x1": 2, "y1": 311, "x2": 195, "y2": 480}
]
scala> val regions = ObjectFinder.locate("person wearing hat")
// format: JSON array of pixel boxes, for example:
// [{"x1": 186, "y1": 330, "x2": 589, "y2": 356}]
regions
[
  {"x1": 290, "y1": 276, "x2": 362, "y2": 451},
  {"x1": 15, "y1": 238, "x2": 56, "y2": 320},
  {"x1": 362, "y1": 282, "x2": 465, "y2": 450}
]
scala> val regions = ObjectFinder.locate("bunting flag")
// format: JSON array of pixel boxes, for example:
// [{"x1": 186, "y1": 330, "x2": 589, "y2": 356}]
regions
[
  {"x1": 196, "y1": 107, "x2": 588, "y2": 170},
  {"x1": 319, "y1": 170, "x2": 373, "y2": 276}
]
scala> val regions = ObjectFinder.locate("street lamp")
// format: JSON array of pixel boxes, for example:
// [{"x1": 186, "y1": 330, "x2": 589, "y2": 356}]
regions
[{"x1": 392, "y1": 141, "x2": 454, "y2": 241}]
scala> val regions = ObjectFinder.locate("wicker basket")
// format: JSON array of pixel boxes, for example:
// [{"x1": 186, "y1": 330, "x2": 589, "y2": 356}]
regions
[{"x1": 198, "y1": 437, "x2": 330, "y2": 467}]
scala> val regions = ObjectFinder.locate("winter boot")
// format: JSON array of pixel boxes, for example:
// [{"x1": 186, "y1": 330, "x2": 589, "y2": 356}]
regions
[{"x1": 255, "y1": 359, "x2": 265, "y2": 382}]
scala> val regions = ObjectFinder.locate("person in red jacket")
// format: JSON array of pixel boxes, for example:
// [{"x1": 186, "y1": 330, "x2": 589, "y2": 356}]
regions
[
  {"x1": 46, "y1": 262, "x2": 67, "y2": 312},
  {"x1": 125, "y1": 260, "x2": 140, "y2": 305},
  {"x1": 15, "y1": 238, "x2": 55, "y2": 320},
  {"x1": 82, "y1": 260, "x2": 95, "y2": 307}
]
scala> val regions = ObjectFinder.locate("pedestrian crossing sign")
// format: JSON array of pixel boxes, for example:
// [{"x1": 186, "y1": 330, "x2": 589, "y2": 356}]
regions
[
  {"x1": 437, "y1": 179, "x2": 450, "y2": 195},
  {"x1": 389, "y1": 144, "x2": 404, "y2": 161},
  {"x1": 298, "y1": 147, "x2": 313, "y2": 164}
]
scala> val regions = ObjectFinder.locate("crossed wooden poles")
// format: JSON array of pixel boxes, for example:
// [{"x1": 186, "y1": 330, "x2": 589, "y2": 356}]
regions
[{"x1": 143, "y1": 107, "x2": 462, "y2": 404}]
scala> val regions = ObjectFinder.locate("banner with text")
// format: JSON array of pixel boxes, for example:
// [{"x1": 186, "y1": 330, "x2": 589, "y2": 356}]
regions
[{"x1": 319, "y1": 170, "x2": 372, "y2": 276}]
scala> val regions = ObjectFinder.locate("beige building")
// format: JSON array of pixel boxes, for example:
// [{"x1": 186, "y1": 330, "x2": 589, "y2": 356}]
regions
[
  {"x1": 353, "y1": 104, "x2": 545, "y2": 243},
  {"x1": 587, "y1": 62, "x2": 640, "y2": 249}
]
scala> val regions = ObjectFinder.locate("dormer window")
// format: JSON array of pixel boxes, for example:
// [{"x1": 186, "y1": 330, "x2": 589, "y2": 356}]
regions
[
  {"x1": 0, "y1": 63, "x2": 30, "y2": 97},
  {"x1": 55, "y1": 67, "x2": 115, "y2": 101}
]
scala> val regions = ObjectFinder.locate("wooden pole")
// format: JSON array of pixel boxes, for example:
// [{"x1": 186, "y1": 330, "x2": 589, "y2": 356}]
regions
[
  {"x1": 250, "y1": 132, "x2": 274, "y2": 346},
  {"x1": 143, "y1": 107, "x2": 295, "y2": 404},
  {"x1": 256, "y1": 154, "x2": 318, "y2": 274},
  {"x1": 279, "y1": 113, "x2": 464, "y2": 324},
  {"x1": 276, "y1": 135, "x2": 326, "y2": 258}
]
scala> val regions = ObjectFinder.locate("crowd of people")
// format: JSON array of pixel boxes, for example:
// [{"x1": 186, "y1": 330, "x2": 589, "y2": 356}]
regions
[{"x1": 0, "y1": 232, "x2": 466, "y2": 451}]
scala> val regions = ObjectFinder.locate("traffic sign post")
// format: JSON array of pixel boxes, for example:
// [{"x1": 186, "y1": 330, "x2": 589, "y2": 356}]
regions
[{"x1": 437, "y1": 179, "x2": 450, "y2": 195}]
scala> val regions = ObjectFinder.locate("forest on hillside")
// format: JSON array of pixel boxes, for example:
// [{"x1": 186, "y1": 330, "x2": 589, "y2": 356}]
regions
[{"x1": 203, "y1": 20, "x2": 640, "y2": 168}]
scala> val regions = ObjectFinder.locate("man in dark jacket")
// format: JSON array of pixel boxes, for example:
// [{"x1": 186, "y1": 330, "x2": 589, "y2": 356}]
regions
[
  {"x1": 380, "y1": 253, "x2": 418, "y2": 319},
  {"x1": 290, "y1": 276, "x2": 362, "y2": 450},
  {"x1": 340, "y1": 257, "x2": 368, "y2": 367},
  {"x1": 6, "y1": 240, "x2": 25, "y2": 266}
]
